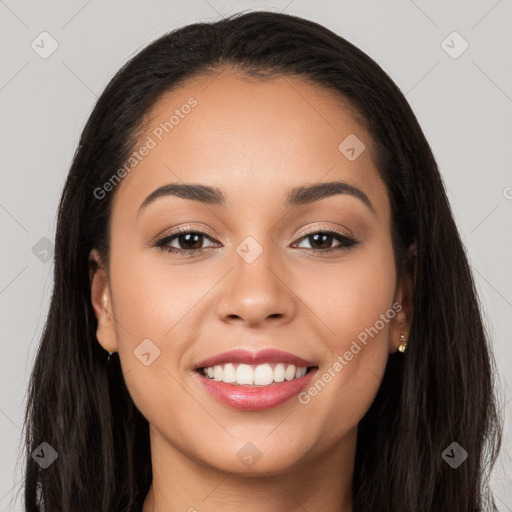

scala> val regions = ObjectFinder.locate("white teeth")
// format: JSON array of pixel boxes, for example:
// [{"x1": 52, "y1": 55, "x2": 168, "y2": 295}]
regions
[
  {"x1": 222, "y1": 363, "x2": 236, "y2": 383},
  {"x1": 284, "y1": 364, "x2": 296, "y2": 381},
  {"x1": 201, "y1": 362, "x2": 310, "y2": 386},
  {"x1": 295, "y1": 366, "x2": 307, "y2": 379},
  {"x1": 236, "y1": 364, "x2": 254, "y2": 385},
  {"x1": 254, "y1": 363, "x2": 274, "y2": 386},
  {"x1": 274, "y1": 363, "x2": 285, "y2": 382}
]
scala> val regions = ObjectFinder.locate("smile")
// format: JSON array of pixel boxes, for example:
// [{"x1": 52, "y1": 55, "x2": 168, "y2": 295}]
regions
[
  {"x1": 199, "y1": 362, "x2": 311, "y2": 386},
  {"x1": 193, "y1": 348, "x2": 319, "y2": 410}
]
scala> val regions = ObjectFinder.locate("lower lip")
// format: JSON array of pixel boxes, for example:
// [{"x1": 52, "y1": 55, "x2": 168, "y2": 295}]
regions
[{"x1": 195, "y1": 368, "x2": 318, "y2": 411}]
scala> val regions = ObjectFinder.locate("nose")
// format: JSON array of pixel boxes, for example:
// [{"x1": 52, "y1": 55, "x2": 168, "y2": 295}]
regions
[{"x1": 215, "y1": 244, "x2": 296, "y2": 328}]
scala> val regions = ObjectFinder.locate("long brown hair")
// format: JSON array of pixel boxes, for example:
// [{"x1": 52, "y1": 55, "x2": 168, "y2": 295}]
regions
[{"x1": 24, "y1": 10, "x2": 502, "y2": 511}]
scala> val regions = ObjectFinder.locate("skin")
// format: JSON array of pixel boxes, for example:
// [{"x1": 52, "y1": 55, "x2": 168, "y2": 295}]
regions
[{"x1": 90, "y1": 68, "x2": 414, "y2": 512}]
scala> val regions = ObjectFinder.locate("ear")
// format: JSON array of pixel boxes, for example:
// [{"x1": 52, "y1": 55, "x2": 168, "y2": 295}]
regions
[
  {"x1": 89, "y1": 248, "x2": 118, "y2": 353},
  {"x1": 389, "y1": 242, "x2": 417, "y2": 353}
]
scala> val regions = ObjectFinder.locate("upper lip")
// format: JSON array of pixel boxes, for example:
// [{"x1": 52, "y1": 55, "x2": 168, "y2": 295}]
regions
[{"x1": 193, "y1": 348, "x2": 316, "y2": 370}]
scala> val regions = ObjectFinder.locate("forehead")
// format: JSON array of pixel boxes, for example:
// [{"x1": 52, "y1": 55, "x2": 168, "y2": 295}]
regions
[{"x1": 111, "y1": 69, "x2": 388, "y2": 220}]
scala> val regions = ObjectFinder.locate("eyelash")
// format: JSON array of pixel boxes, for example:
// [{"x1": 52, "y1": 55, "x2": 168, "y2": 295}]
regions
[{"x1": 154, "y1": 226, "x2": 359, "y2": 257}]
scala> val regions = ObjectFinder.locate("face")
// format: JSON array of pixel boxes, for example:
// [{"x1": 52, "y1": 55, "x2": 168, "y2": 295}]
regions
[{"x1": 90, "y1": 69, "x2": 413, "y2": 476}]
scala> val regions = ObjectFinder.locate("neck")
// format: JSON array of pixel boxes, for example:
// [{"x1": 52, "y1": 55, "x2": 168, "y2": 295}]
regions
[{"x1": 142, "y1": 425, "x2": 356, "y2": 512}]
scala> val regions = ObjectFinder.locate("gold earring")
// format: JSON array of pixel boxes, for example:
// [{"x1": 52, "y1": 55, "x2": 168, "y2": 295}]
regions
[{"x1": 398, "y1": 334, "x2": 407, "y2": 353}]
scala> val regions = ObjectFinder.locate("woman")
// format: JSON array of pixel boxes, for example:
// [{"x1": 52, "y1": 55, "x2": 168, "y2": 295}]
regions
[{"x1": 24, "y1": 10, "x2": 502, "y2": 512}]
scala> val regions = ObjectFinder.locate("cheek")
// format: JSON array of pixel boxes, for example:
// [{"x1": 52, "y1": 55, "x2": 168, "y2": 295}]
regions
[
  {"x1": 293, "y1": 238, "x2": 397, "y2": 421},
  {"x1": 106, "y1": 247, "x2": 205, "y2": 414},
  {"x1": 299, "y1": 237, "x2": 396, "y2": 349},
  {"x1": 109, "y1": 244, "x2": 208, "y2": 342}
]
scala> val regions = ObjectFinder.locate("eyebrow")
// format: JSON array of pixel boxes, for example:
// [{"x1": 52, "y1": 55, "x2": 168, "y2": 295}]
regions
[{"x1": 137, "y1": 180, "x2": 375, "y2": 215}]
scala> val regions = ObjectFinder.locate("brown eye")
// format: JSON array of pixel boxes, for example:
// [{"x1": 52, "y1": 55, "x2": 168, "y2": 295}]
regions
[
  {"x1": 154, "y1": 227, "x2": 358, "y2": 257},
  {"x1": 172, "y1": 232, "x2": 205, "y2": 251},
  {"x1": 155, "y1": 229, "x2": 219, "y2": 256},
  {"x1": 293, "y1": 230, "x2": 358, "y2": 253}
]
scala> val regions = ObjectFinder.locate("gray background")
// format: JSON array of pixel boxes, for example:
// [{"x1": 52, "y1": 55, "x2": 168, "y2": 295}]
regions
[{"x1": 1, "y1": 0, "x2": 511, "y2": 510}]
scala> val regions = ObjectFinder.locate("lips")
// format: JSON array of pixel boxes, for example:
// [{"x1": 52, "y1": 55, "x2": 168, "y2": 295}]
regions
[
  {"x1": 193, "y1": 348, "x2": 316, "y2": 370},
  {"x1": 192, "y1": 348, "x2": 319, "y2": 410}
]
